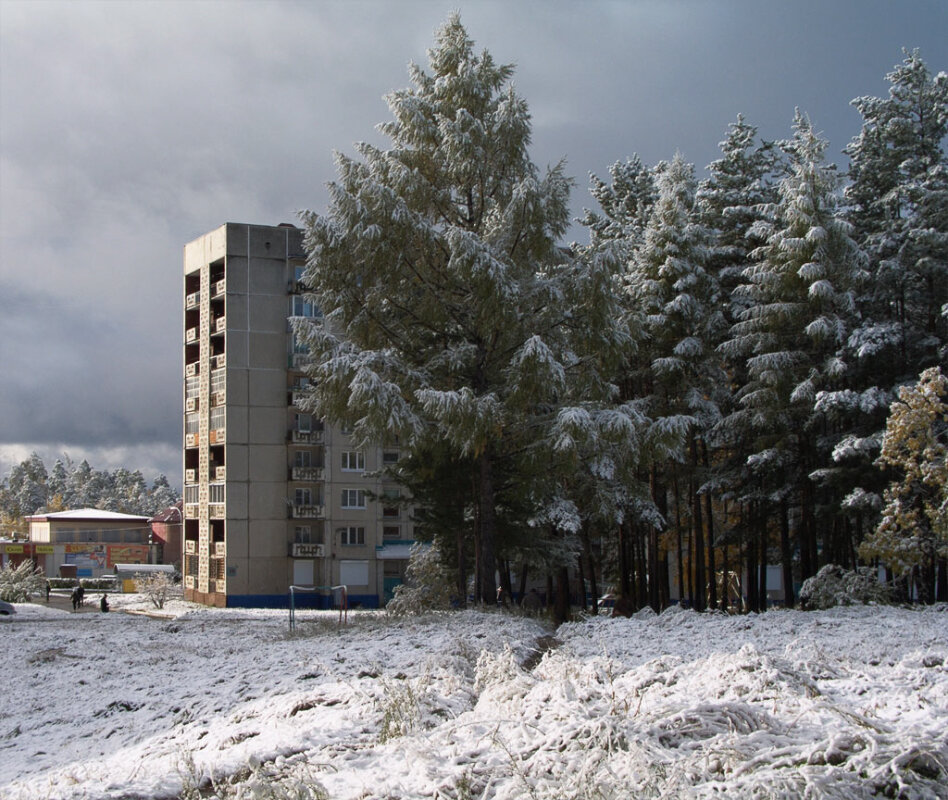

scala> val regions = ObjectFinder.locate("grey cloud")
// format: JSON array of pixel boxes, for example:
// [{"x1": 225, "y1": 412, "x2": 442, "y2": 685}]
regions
[{"x1": 1, "y1": 0, "x2": 945, "y2": 490}]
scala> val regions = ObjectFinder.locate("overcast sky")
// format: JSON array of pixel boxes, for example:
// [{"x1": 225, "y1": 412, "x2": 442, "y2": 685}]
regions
[{"x1": 1, "y1": 0, "x2": 945, "y2": 491}]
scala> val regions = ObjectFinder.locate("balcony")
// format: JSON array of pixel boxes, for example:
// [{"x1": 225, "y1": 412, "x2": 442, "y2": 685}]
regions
[
  {"x1": 186, "y1": 291, "x2": 200, "y2": 310},
  {"x1": 185, "y1": 362, "x2": 198, "y2": 377},
  {"x1": 185, "y1": 540, "x2": 196, "y2": 555},
  {"x1": 291, "y1": 466, "x2": 324, "y2": 482},
  {"x1": 211, "y1": 579, "x2": 226, "y2": 594},
  {"x1": 290, "y1": 429, "x2": 323, "y2": 444},
  {"x1": 209, "y1": 428, "x2": 225, "y2": 445},
  {"x1": 186, "y1": 397, "x2": 198, "y2": 412},
  {"x1": 214, "y1": 541, "x2": 226, "y2": 558},
  {"x1": 185, "y1": 326, "x2": 199, "y2": 344},
  {"x1": 213, "y1": 316, "x2": 226, "y2": 335},
  {"x1": 212, "y1": 279, "x2": 226, "y2": 299},
  {"x1": 184, "y1": 575, "x2": 195, "y2": 590},
  {"x1": 209, "y1": 503, "x2": 225, "y2": 520},
  {"x1": 291, "y1": 543, "x2": 325, "y2": 559},
  {"x1": 185, "y1": 469, "x2": 196, "y2": 484},
  {"x1": 185, "y1": 433, "x2": 199, "y2": 448},
  {"x1": 290, "y1": 504, "x2": 325, "y2": 519},
  {"x1": 212, "y1": 353, "x2": 226, "y2": 370},
  {"x1": 184, "y1": 503, "x2": 199, "y2": 519},
  {"x1": 215, "y1": 465, "x2": 226, "y2": 481},
  {"x1": 211, "y1": 390, "x2": 225, "y2": 407}
]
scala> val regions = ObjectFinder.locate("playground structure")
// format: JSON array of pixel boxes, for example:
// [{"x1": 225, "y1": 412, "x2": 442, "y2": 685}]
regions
[{"x1": 288, "y1": 584, "x2": 348, "y2": 632}]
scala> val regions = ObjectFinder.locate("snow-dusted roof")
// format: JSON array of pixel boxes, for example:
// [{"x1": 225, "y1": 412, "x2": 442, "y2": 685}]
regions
[{"x1": 25, "y1": 508, "x2": 151, "y2": 523}]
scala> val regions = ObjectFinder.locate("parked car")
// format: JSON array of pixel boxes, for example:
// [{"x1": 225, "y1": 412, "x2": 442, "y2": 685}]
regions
[{"x1": 0, "y1": 600, "x2": 16, "y2": 616}]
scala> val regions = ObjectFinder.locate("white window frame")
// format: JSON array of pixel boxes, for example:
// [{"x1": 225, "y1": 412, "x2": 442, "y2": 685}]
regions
[
  {"x1": 341, "y1": 451, "x2": 365, "y2": 471},
  {"x1": 341, "y1": 489, "x2": 366, "y2": 509},
  {"x1": 338, "y1": 526, "x2": 365, "y2": 546}
]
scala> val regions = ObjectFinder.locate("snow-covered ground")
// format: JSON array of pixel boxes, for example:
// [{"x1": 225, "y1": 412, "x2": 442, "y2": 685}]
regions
[{"x1": 1, "y1": 597, "x2": 946, "y2": 799}]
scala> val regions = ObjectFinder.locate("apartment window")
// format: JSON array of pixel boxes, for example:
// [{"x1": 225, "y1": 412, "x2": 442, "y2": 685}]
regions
[
  {"x1": 295, "y1": 488, "x2": 313, "y2": 506},
  {"x1": 382, "y1": 451, "x2": 399, "y2": 466},
  {"x1": 341, "y1": 489, "x2": 366, "y2": 509},
  {"x1": 184, "y1": 486, "x2": 199, "y2": 504},
  {"x1": 185, "y1": 413, "x2": 200, "y2": 434},
  {"x1": 338, "y1": 526, "x2": 365, "y2": 546},
  {"x1": 211, "y1": 368, "x2": 226, "y2": 394},
  {"x1": 290, "y1": 332, "x2": 309, "y2": 355},
  {"x1": 186, "y1": 374, "x2": 200, "y2": 399},
  {"x1": 383, "y1": 525, "x2": 400, "y2": 540},
  {"x1": 341, "y1": 451, "x2": 365, "y2": 471},
  {"x1": 290, "y1": 295, "x2": 319, "y2": 318},
  {"x1": 294, "y1": 265, "x2": 305, "y2": 282},
  {"x1": 382, "y1": 488, "x2": 401, "y2": 519},
  {"x1": 210, "y1": 406, "x2": 225, "y2": 431},
  {"x1": 209, "y1": 483, "x2": 225, "y2": 504},
  {"x1": 296, "y1": 413, "x2": 313, "y2": 433},
  {"x1": 294, "y1": 450, "x2": 312, "y2": 468},
  {"x1": 294, "y1": 525, "x2": 312, "y2": 544}
]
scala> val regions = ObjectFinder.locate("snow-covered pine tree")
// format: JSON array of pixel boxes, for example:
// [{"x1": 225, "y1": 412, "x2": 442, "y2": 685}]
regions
[
  {"x1": 296, "y1": 15, "x2": 629, "y2": 605},
  {"x1": 721, "y1": 112, "x2": 864, "y2": 599},
  {"x1": 626, "y1": 153, "x2": 724, "y2": 610},
  {"x1": 698, "y1": 117, "x2": 784, "y2": 608},
  {"x1": 859, "y1": 366, "x2": 947, "y2": 602},
  {"x1": 820, "y1": 52, "x2": 948, "y2": 572},
  {"x1": 845, "y1": 50, "x2": 948, "y2": 383}
]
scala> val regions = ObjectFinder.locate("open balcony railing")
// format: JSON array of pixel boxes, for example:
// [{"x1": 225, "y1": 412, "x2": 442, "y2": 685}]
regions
[{"x1": 186, "y1": 291, "x2": 200, "y2": 310}]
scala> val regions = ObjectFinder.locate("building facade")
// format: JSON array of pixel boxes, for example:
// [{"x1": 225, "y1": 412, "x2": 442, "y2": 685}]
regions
[
  {"x1": 183, "y1": 223, "x2": 413, "y2": 608},
  {"x1": 23, "y1": 509, "x2": 155, "y2": 579}
]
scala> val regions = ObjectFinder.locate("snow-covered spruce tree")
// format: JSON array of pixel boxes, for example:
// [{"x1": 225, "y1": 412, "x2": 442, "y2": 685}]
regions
[
  {"x1": 859, "y1": 367, "x2": 948, "y2": 603},
  {"x1": 625, "y1": 154, "x2": 724, "y2": 611},
  {"x1": 297, "y1": 16, "x2": 630, "y2": 606},
  {"x1": 721, "y1": 112, "x2": 864, "y2": 600}
]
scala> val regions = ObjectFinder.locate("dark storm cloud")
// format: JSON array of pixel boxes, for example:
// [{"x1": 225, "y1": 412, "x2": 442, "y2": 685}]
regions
[{"x1": 1, "y1": 0, "x2": 945, "y2": 486}]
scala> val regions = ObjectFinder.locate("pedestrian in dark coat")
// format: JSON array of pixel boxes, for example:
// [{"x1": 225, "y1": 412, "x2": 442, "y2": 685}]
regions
[
  {"x1": 76, "y1": 585, "x2": 85, "y2": 607},
  {"x1": 100, "y1": 595, "x2": 109, "y2": 613},
  {"x1": 71, "y1": 587, "x2": 80, "y2": 610}
]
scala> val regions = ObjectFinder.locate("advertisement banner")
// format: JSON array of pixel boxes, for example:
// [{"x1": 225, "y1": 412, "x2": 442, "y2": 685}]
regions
[
  {"x1": 65, "y1": 546, "x2": 107, "y2": 577},
  {"x1": 5, "y1": 545, "x2": 24, "y2": 554},
  {"x1": 107, "y1": 545, "x2": 149, "y2": 567},
  {"x1": 35, "y1": 545, "x2": 54, "y2": 554}
]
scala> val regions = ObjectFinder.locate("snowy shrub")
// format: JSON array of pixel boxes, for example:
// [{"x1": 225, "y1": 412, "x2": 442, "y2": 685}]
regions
[
  {"x1": 0, "y1": 560, "x2": 46, "y2": 602},
  {"x1": 385, "y1": 542, "x2": 453, "y2": 616},
  {"x1": 134, "y1": 571, "x2": 178, "y2": 609},
  {"x1": 798, "y1": 564, "x2": 892, "y2": 610}
]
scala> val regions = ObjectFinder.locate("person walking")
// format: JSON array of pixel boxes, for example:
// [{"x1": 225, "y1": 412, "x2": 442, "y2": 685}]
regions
[
  {"x1": 71, "y1": 586, "x2": 80, "y2": 611},
  {"x1": 99, "y1": 594, "x2": 109, "y2": 613},
  {"x1": 45, "y1": 580, "x2": 51, "y2": 603}
]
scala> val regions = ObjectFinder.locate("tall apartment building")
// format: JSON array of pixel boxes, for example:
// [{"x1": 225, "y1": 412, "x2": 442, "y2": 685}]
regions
[{"x1": 182, "y1": 222, "x2": 413, "y2": 607}]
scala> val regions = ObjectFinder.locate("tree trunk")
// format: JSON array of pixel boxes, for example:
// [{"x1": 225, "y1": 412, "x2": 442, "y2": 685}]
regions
[
  {"x1": 690, "y1": 440, "x2": 706, "y2": 611},
  {"x1": 758, "y1": 507, "x2": 769, "y2": 611},
  {"x1": 518, "y1": 561, "x2": 529, "y2": 605},
  {"x1": 780, "y1": 500, "x2": 794, "y2": 607},
  {"x1": 746, "y1": 503, "x2": 759, "y2": 613},
  {"x1": 476, "y1": 450, "x2": 497, "y2": 605},
  {"x1": 581, "y1": 525, "x2": 599, "y2": 615},
  {"x1": 701, "y1": 441, "x2": 717, "y2": 610},
  {"x1": 456, "y1": 524, "x2": 468, "y2": 607},
  {"x1": 554, "y1": 565, "x2": 571, "y2": 625},
  {"x1": 649, "y1": 466, "x2": 665, "y2": 613}
]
